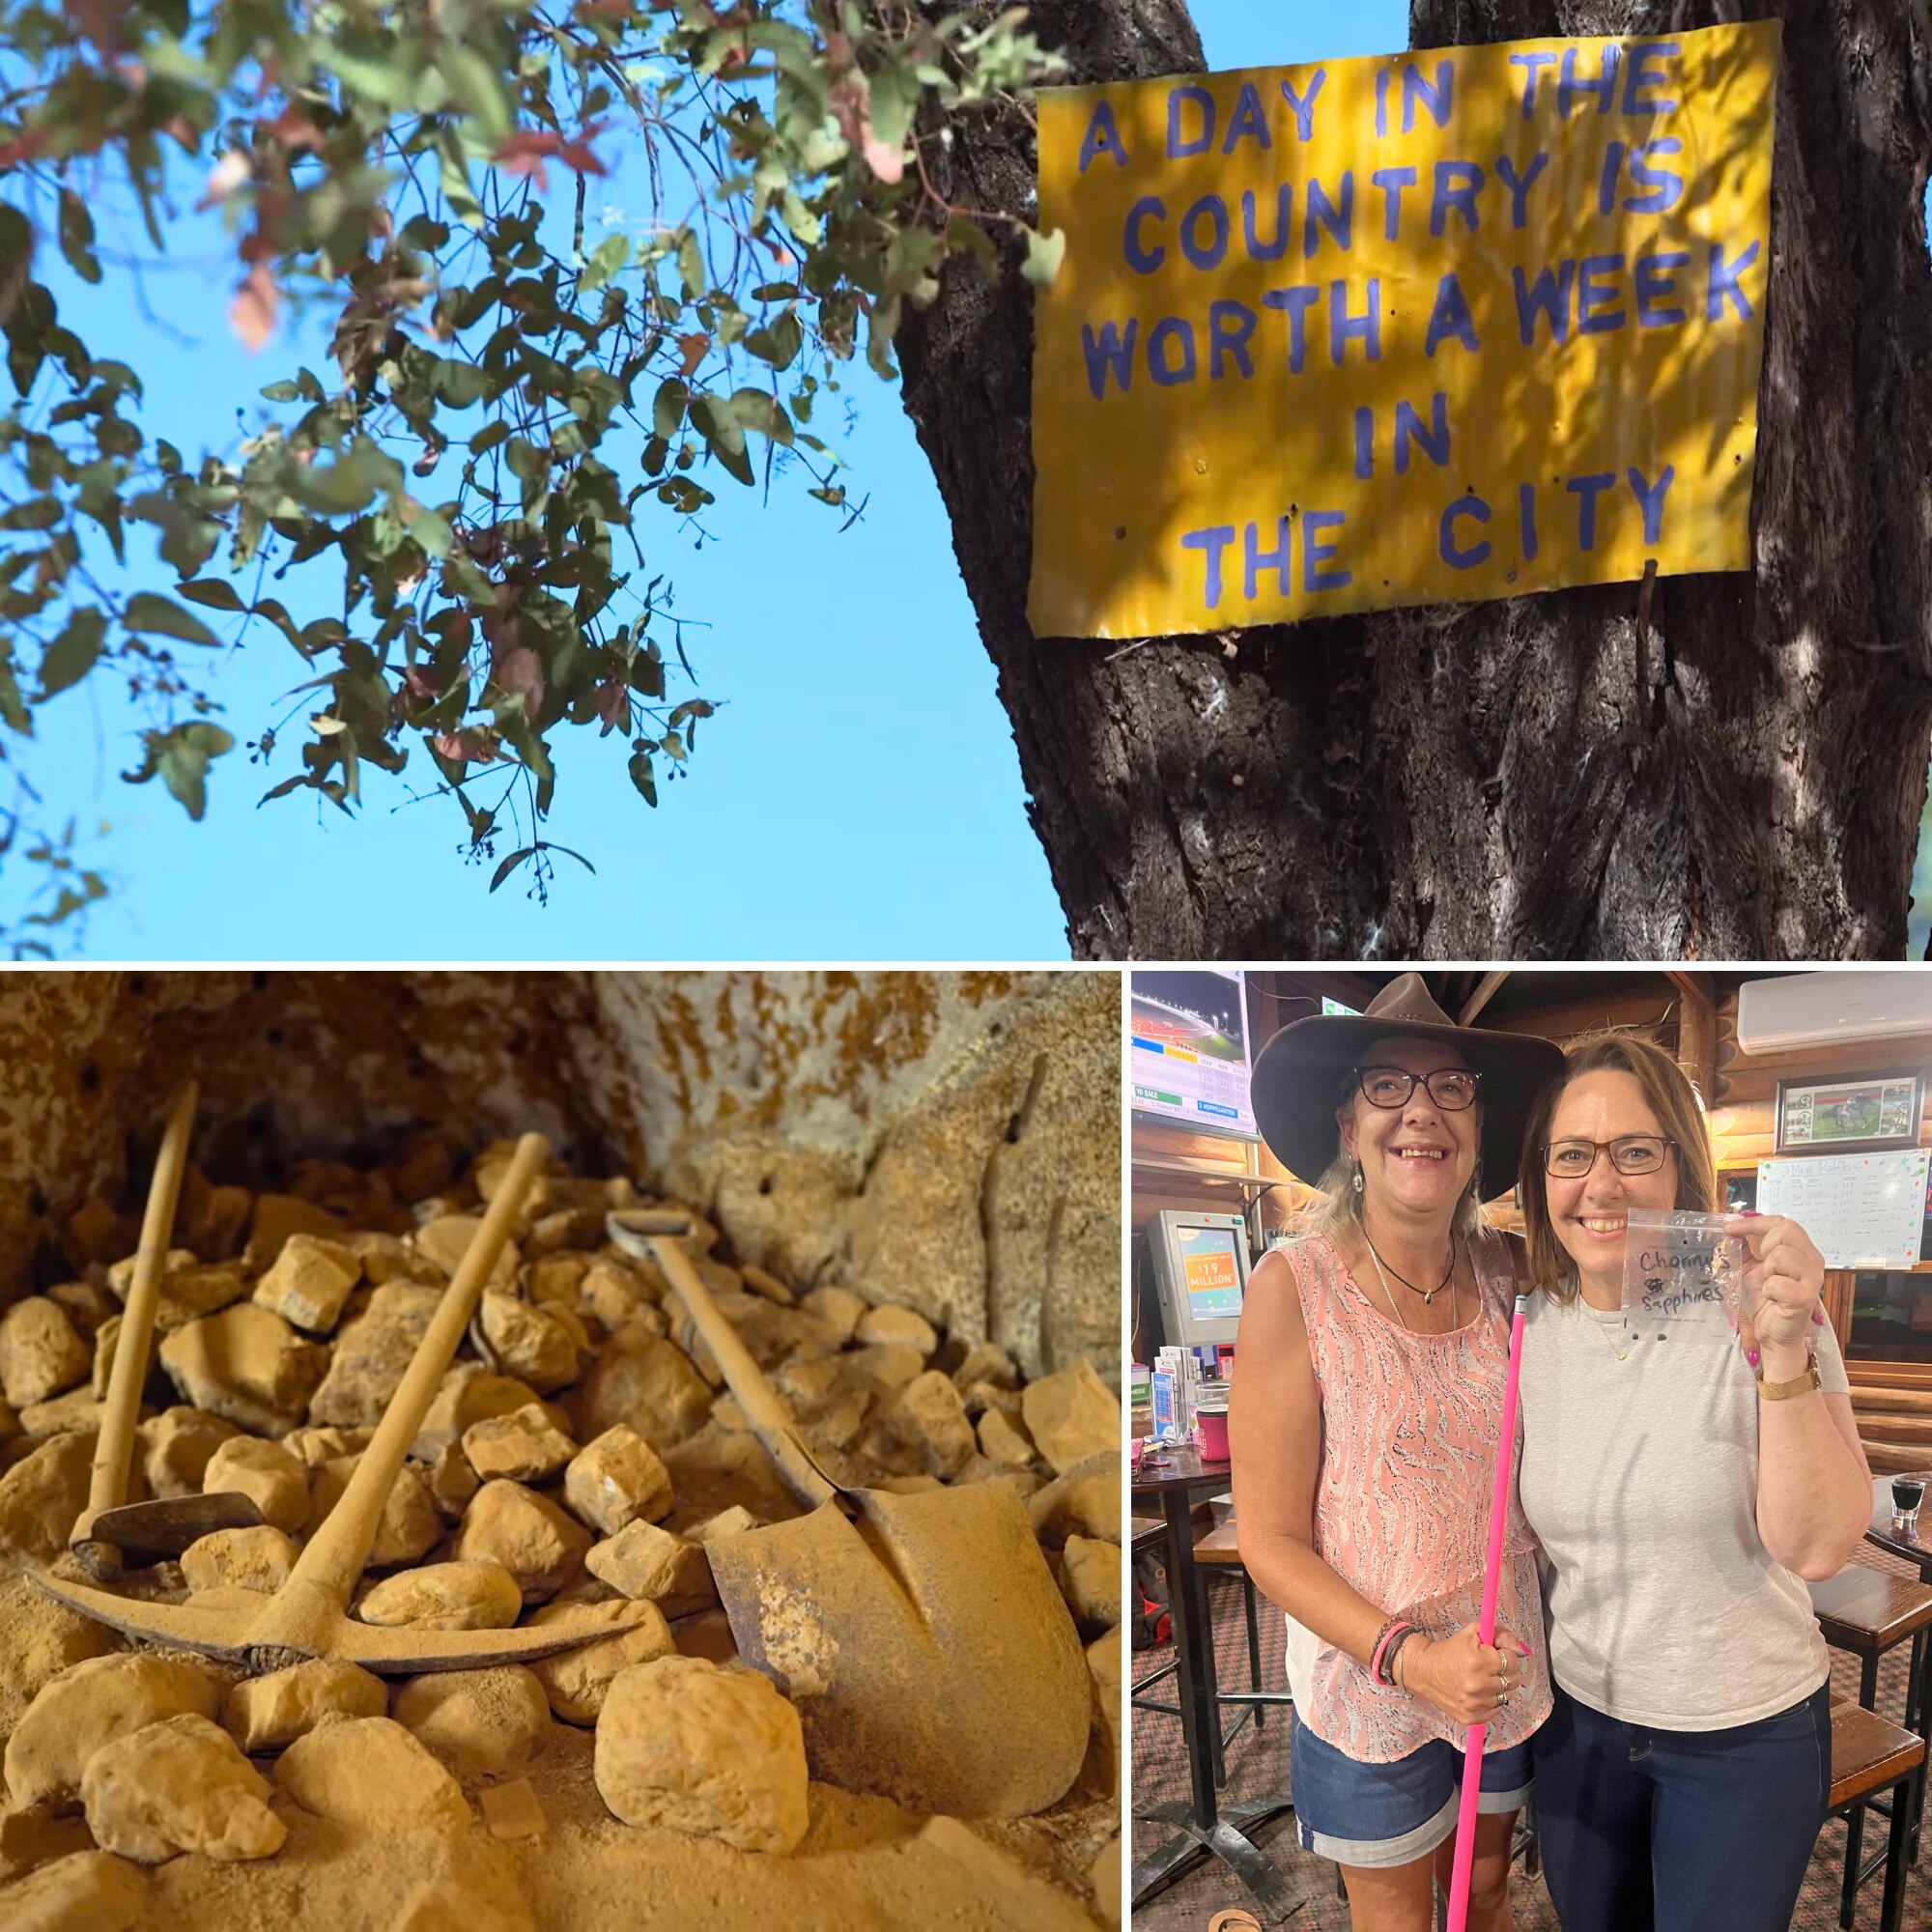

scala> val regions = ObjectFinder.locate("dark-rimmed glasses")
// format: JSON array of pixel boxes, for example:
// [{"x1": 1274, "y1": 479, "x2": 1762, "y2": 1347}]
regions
[
  {"x1": 1541, "y1": 1136, "x2": 1676, "y2": 1178},
  {"x1": 1355, "y1": 1066, "x2": 1480, "y2": 1111}
]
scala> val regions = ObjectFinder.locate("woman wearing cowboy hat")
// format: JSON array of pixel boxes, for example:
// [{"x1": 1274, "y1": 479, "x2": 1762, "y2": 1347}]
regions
[{"x1": 1230, "y1": 975, "x2": 1562, "y2": 1932}]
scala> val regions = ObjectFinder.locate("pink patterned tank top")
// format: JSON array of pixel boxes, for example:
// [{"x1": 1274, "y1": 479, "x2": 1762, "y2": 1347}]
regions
[{"x1": 1287, "y1": 1226, "x2": 1550, "y2": 1761}]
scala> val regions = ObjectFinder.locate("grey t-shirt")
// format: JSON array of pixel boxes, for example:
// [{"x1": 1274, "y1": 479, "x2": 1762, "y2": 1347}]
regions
[{"x1": 1517, "y1": 1290, "x2": 1848, "y2": 1730}]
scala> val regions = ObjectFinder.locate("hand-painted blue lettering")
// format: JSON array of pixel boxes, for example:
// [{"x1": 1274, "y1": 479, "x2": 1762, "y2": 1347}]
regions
[
  {"x1": 1518, "y1": 482, "x2": 1539, "y2": 562},
  {"x1": 1597, "y1": 140, "x2": 1627, "y2": 216},
  {"x1": 1558, "y1": 43, "x2": 1622, "y2": 119},
  {"x1": 1403, "y1": 59, "x2": 1453, "y2": 132},
  {"x1": 1304, "y1": 510, "x2": 1351, "y2": 591},
  {"x1": 1330, "y1": 278, "x2": 1381, "y2": 366},
  {"x1": 1167, "y1": 84, "x2": 1215, "y2": 159},
  {"x1": 1513, "y1": 260, "x2": 1575, "y2": 345},
  {"x1": 1626, "y1": 464, "x2": 1674, "y2": 543},
  {"x1": 1280, "y1": 69, "x2": 1327, "y2": 143},
  {"x1": 1622, "y1": 42, "x2": 1681, "y2": 115},
  {"x1": 1081, "y1": 319, "x2": 1139, "y2": 398},
  {"x1": 1431, "y1": 159, "x2": 1484, "y2": 237},
  {"x1": 1424, "y1": 272, "x2": 1480, "y2": 355},
  {"x1": 1493, "y1": 152, "x2": 1548, "y2": 229},
  {"x1": 1634, "y1": 249, "x2": 1690, "y2": 326},
  {"x1": 1242, "y1": 185, "x2": 1294, "y2": 263},
  {"x1": 1183, "y1": 525, "x2": 1236, "y2": 610},
  {"x1": 1622, "y1": 138, "x2": 1684, "y2": 213},
  {"x1": 1707, "y1": 240, "x2": 1760, "y2": 320},
  {"x1": 1566, "y1": 471, "x2": 1616, "y2": 550},
  {"x1": 1440, "y1": 495, "x2": 1492, "y2": 569},
  {"x1": 1353, "y1": 407, "x2": 1374, "y2": 479},
  {"x1": 1577, "y1": 253, "x2": 1626, "y2": 334},
  {"x1": 1375, "y1": 66, "x2": 1390, "y2": 140},
  {"x1": 1180, "y1": 194, "x2": 1231, "y2": 271},
  {"x1": 1209, "y1": 300, "x2": 1259, "y2": 380},
  {"x1": 1509, "y1": 50, "x2": 1557, "y2": 119},
  {"x1": 1124, "y1": 196, "x2": 1166, "y2": 274},
  {"x1": 1370, "y1": 165, "x2": 1415, "y2": 242},
  {"x1": 1394, "y1": 394, "x2": 1449, "y2": 474},
  {"x1": 1148, "y1": 316, "x2": 1197, "y2": 386},
  {"x1": 1304, "y1": 172, "x2": 1354, "y2": 258},
  {"x1": 1079, "y1": 100, "x2": 1128, "y2": 174},
  {"x1": 1222, "y1": 81, "x2": 1272, "y2": 155},
  {"x1": 1244, "y1": 516, "x2": 1293, "y2": 599},
  {"x1": 1263, "y1": 286, "x2": 1321, "y2": 374}
]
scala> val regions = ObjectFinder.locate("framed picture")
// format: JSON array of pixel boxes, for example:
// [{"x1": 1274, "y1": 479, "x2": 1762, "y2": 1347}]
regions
[{"x1": 1776, "y1": 1073, "x2": 1925, "y2": 1155}]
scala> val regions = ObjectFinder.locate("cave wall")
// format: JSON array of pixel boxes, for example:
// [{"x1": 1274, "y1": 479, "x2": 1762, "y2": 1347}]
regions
[{"x1": 0, "y1": 970, "x2": 1121, "y2": 1381}]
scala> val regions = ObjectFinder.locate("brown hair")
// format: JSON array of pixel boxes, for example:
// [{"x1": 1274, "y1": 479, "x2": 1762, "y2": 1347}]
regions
[{"x1": 1519, "y1": 1032, "x2": 1718, "y2": 1304}]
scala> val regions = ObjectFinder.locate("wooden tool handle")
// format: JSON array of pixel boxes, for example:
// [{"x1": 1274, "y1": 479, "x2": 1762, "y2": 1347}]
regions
[
  {"x1": 76, "y1": 1081, "x2": 199, "y2": 1554},
  {"x1": 647, "y1": 1235, "x2": 838, "y2": 1511},
  {"x1": 286, "y1": 1132, "x2": 550, "y2": 1606}
]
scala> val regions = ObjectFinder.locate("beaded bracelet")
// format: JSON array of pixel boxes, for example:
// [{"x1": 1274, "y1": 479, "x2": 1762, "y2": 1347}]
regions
[{"x1": 1370, "y1": 1616, "x2": 1415, "y2": 1685}]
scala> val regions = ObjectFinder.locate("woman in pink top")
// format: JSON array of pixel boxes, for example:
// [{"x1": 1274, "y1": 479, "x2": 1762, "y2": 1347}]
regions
[{"x1": 1231, "y1": 976, "x2": 1563, "y2": 1932}]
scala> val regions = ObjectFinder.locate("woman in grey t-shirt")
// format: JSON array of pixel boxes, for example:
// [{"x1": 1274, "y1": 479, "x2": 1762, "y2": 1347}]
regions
[{"x1": 1513, "y1": 1033, "x2": 1872, "y2": 1932}]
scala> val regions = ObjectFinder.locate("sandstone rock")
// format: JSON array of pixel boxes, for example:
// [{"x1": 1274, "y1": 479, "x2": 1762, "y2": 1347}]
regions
[
  {"x1": 45, "y1": 1276, "x2": 119, "y2": 1340},
  {"x1": 17, "y1": 1388, "x2": 109, "y2": 1437},
  {"x1": 243, "y1": 1193, "x2": 346, "y2": 1273},
  {"x1": 773, "y1": 1348, "x2": 841, "y2": 1408},
  {"x1": 309, "y1": 1454, "x2": 440, "y2": 1569},
  {"x1": 358, "y1": 1560, "x2": 524, "y2": 1632},
  {"x1": 452, "y1": 1481, "x2": 590, "y2": 1604},
  {"x1": 1028, "y1": 1451, "x2": 1122, "y2": 1548},
  {"x1": 0, "y1": 1806, "x2": 93, "y2": 1887},
  {"x1": 135, "y1": 1406, "x2": 241, "y2": 1500},
  {"x1": 414, "y1": 1215, "x2": 519, "y2": 1293},
  {"x1": 281, "y1": 1422, "x2": 374, "y2": 1467},
  {"x1": 307, "y1": 1284, "x2": 441, "y2": 1428},
  {"x1": 251, "y1": 1232, "x2": 362, "y2": 1334},
  {"x1": 842, "y1": 1342, "x2": 926, "y2": 1397},
  {"x1": 429, "y1": 1440, "x2": 479, "y2": 1520},
  {"x1": 526, "y1": 1598, "x2": 675, "y2": 1724},
  {"x1": 977, "y1": 1406, "x2": 1037, "y2": 1468},
  {"x1": 5, "y1": 1651, "x2": 220, "y2": 1808},
  {"x1": 854, "y1": 1303, "x2": 938, "y2": 1355},
  {"x1": 687, "y1": 1505, "x2": 758, "y2": 1546},
  {"x1": 799, "y1": 1285, "x2": 865, "y2": 1343},
  {"x1": 0, "y1": 1299, "x2": 90, "y2": 1409},
  {"x1": 1081, "y1": 1624, "x2": 1121, "y2": 1800},
  {"x1": 462, "y1": 1404, "x2": 576, "y2": 1485},
  {"x1": 1091, "y1": 1835, "x2": 1122, "y2": 1928},
  {"x1": 103, "y1": 1248, "x2": 196, "y2": 1301},
  {"x1": 81, "y1": 1713, "x2": 284, "y2": 1863},
  {"x1": 345, "y1": 1230, "x2": 436, "y2": 1286},
  {"x1": 394, "y1": 1666, "x2": 552, "y2": 1782},
  {"x1": 575, "y1": 1259, "x2": 659, "y2": 1336},
  {"x1": 476, "y1": 1293, "x2": 580, "y2": 1394},
  {"x1": 0, "y1": 1575, "x2": 126, "y2": 1746},
  {"x1": 0, "y1": 1851, "x2": 148, "y2": 1932},
  {"x1": 478, "y1": 1776, "x2": 545, "y2": 1840},
  {"x1": 562, "y1": 1425, "x2": 673, "y2": 1537},
  {"x1": 0, "y1": 1430, "x2": 97, "y2": 1569},
  {"x1": 157, "y1": 1304, "x2": 327, "y2": 1437},
  {"x1": 274, "y1": 1716, "x2": 469, "y2": 1833},
  {"x1": 874, "y1": 1370, "x2": 976, "y2": 1479},
  {"x1": 179, "y1": 1524, "x2": 297, "y2": 1596},
  {"x1": 525, "y1": 1254, "x2": 590, "y2": 1309},
  {"x1": 389, "y1": 1853, "x2": 537, "y2": 1932},
  {"x1": 1060, "y1": 1535, "x2": 1122, "y2": 1627},
  {"x1": 180, "y1": 1174, "x2": 251, "y2": 1262},
  {"x1": 201, "y1": 1434, "x2": 310, "y2": 1534},
  {"x1": 952, "y1": 1339, "x2": 1019, "y2": 1392},
  {"x1": 222, "y1": 1659, "x2": 387, "y2": 1752},
  {"x1": 594, "y1": 1656, "x2": 807, "y2": 1853},
  {"x1": 1020, "y1": 1357, "x2": 1118, "y2": 1476},
  {"x1": 568, "y1": 1329, "x2": 712, "y2": 1451},
  {"x1": 412, "y1": 1362, "x2": 554, "y2": 1463},
  {"x1": 583, "y1": 1520, "x2": 717, "y2": 1616}
]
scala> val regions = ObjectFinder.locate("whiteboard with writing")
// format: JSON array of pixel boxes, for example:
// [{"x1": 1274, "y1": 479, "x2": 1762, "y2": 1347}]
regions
[{"x1": 1755, "y1": 1150, "x2": 1930, "y2": 1268}]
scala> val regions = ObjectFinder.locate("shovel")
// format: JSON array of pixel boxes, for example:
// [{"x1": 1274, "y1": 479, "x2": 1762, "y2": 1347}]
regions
[
  {"x1": 34, "y1": 1134, "x2": 611, "y2": 1677},
  {"x1": 70, "y1": 1081, "x2": 265, "y2": 1578},
  {"x1": 607, "y1": 1208, "x2": 1092, "y2": 1819}
]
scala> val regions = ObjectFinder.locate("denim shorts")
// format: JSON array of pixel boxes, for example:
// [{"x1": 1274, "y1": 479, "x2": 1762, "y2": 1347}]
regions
[{"x1": 1290, "y1": 1709, "x2": 1536, "y2": 1868}]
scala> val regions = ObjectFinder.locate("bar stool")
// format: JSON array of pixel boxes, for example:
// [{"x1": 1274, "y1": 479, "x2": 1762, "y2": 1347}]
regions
[
  {"x1": 1828, "y1": 1699, "x2": 1925, "y2": 1932},
  {"x1": 1129, "y1": 1516, "x2": 1179, "y2": 1717},
  {"x1": 1809, "y1": 1563, "x2": 1932, "y2": 1885},
  {"x1": 1194, "y1": 1516, "x2": 1293, "y2": 1785}
]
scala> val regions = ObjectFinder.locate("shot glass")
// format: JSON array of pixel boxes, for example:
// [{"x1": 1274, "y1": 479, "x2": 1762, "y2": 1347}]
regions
[{"x1": 1891, "y1": 1476, "x2": 1925, "y2": 1531}]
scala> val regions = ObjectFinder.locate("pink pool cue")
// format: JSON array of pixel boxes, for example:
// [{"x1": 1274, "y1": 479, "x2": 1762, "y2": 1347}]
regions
[{"x1": 1445, "y1": 1291, "x2": 1530, "y2": 1932}]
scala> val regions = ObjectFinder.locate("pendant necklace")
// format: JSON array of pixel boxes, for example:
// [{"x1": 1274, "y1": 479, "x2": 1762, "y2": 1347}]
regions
[
  {"x1": 1363, "y1": 1229, "x2": 1458, "y2": 1305},
  {"x1": 1363, "y1": 1234, "x2": 1459, "y2": 1334},
  {"x1": 1582, "y1": 1293, "x2": 1632, "y2": 1364}
]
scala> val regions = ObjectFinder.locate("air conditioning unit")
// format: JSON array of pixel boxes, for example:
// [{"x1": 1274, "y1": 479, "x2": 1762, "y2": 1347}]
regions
[{"x1": 1736, "y1": 972, "x2": 1932, "y2": 1054}]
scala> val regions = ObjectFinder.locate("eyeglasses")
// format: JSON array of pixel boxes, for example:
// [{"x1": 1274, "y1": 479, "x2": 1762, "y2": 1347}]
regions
[
  {"x1": 1355, "y1": 1066, "x2": 1480, "y2": 1111},
  {"x1": 1541, "y1": 1136, "x2": 1676, "y2": 1178}
]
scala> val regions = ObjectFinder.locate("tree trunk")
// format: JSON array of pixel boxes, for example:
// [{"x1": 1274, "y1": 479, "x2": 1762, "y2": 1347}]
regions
[{"x1": 896, "y1": 0, "x2": 1932, "y2": 959}]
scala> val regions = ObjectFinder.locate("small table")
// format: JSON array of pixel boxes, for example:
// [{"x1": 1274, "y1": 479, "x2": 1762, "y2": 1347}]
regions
[
  {"x1": 1130, "y1": 1445, "x2": 1295, "y2": 1920},
  {"x1": 1864, "y1": 1473, "x2": 1932, "y2": 1860}
]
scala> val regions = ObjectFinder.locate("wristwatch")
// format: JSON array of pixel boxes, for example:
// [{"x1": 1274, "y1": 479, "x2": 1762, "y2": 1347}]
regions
[{"x1": 1756, "y1": 1360, "x2": 1822, "y2": 1401}]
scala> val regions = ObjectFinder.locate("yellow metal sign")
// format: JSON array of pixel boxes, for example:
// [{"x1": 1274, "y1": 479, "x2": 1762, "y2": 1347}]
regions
[{"x1": 1029, "y1": 23, "x2": 1777, "y2": 639}]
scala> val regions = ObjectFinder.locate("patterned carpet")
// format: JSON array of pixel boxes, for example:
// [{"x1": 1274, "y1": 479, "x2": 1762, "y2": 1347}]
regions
[{"x1": 1130, "y1": 1543, "x2": 1931, "y2": 1931}]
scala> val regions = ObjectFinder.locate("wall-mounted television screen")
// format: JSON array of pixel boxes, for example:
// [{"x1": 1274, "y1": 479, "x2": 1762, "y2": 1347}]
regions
[{"x1": 1129, "y1": 968, "x2": 1258, "y2": 1142}]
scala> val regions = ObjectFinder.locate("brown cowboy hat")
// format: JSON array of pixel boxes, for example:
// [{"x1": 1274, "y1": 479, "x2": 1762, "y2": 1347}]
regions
[{"x1": 1249, "y1": 973, "x2": 1566, "y2": 1190}]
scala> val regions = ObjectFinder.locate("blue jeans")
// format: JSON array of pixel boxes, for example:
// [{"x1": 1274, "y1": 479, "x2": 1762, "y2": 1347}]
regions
[{"x1": 1532, "y1": 1681, "x2": 1831, "y2": 1932}]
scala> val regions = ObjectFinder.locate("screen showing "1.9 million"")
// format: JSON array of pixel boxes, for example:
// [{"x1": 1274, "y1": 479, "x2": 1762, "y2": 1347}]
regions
[{"x1": 1129, "y1": 968, "x2": 1258, "y2": 1139}]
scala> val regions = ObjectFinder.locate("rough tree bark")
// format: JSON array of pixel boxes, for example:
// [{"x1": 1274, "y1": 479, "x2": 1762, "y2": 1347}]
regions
[{"x1": 897, "y1": 1, "x2": 1932, "y2": 960}]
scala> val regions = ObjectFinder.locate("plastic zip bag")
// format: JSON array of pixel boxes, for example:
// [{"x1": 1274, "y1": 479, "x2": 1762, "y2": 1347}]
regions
[{"x1": 1620, "y1": 1207, "x2": 1749, "y2": 1348}]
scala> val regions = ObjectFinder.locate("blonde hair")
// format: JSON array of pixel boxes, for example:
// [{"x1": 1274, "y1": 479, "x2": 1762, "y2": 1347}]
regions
[{"x1": 1518, "y1": 1032, "x2": 1717, "y2": 1305}]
